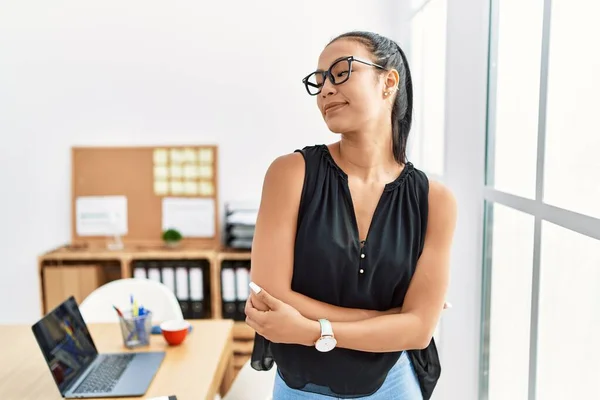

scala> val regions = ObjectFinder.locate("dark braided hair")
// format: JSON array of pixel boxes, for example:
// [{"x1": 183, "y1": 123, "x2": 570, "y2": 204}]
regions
[{"x1": 328, "y1": 31, "x2": 413, "y2": 165}]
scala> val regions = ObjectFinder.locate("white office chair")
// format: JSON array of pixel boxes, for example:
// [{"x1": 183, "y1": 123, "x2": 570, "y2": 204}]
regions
[
  {"x1": 219, "y1": 360, "x2": 277, "y2": 400},
  {"x1": 79, "y1": 278, "x2": 183, "y2": 324}
]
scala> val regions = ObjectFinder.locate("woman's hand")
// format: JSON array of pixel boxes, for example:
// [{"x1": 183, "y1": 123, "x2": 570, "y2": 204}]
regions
[{"x1": 245, "y1": 286, "x2": 319, "y2": 346}]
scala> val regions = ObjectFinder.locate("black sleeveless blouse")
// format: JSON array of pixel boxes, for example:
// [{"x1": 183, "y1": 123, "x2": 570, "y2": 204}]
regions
[{"x1": 250, "y1": 144, "x2": 441, "y2": 399}]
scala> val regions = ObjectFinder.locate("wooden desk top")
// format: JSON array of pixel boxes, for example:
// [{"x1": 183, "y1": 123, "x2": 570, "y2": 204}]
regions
[{"x1": 0, "y1": 319, "x2": 234, "y2": 400}]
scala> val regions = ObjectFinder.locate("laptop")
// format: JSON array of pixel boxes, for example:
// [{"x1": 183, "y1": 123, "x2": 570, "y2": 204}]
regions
[{"x1": 32, "y1": 296, "x2": 165, "y2": 398}]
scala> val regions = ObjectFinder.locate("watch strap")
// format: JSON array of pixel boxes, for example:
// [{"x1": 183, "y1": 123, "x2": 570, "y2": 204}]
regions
[{"x1": 318, "y1": 318, "x2": 333, "y2": 336}]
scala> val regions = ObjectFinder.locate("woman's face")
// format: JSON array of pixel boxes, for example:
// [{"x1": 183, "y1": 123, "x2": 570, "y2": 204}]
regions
[{"x1": 314, "y1": 39, "x2": 388, "y2": 135}]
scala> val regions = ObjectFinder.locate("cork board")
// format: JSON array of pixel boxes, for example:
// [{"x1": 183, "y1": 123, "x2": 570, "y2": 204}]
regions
[{"x1": 71, "y1": 145, "x2": 219, "y2": 248}]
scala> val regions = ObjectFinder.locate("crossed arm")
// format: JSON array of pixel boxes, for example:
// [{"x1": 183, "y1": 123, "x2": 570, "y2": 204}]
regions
[
  {"x1": 249, "y1": 153, "x2": 457, "y2": 352},
  {"x1": 250, "y1": 153, "x2": 391, "y2": 322}
]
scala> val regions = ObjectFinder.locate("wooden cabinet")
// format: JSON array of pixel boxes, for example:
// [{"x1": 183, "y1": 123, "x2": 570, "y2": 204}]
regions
[
  {"x1": 43, "y1": 265, "x2": 101, "y2": 311},
  {"x1": 217, "y1": 251, "x2": 254, "y2": 373},
  {"x1": 232, "y1": 321, "x2": 255, "y2": 374}
]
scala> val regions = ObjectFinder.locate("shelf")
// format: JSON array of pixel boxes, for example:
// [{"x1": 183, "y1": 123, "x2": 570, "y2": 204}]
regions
[
  {"x1": 127, "y1": 248, "x2": 217, "y2": 259},
  {"x1": 217, "y1": 249, "x2": 252, "y2": 261},
  {"x1": 40, "y1": 244, "x2": 216, "y2": 259},
  {"x1": 233, "y1": 340, "x2": 254, "y2": 354},
  {"x1": 234, "y1": 354, "x2": 250, "y2": 369},
  {"x1": 39, "y1": 245, "x2": 129, "y2": 261},
  {"x1": 233, "y1": 322, "x2": 255, "y2": 340}
]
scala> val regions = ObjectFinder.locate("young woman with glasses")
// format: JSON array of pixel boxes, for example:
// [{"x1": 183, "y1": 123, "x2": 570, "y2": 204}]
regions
[{"x1": 244, "y1": 31, "x2": 457, "y2": 400}]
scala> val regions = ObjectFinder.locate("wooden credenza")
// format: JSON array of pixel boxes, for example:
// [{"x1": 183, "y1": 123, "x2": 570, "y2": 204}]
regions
[{"x1": 38, "y1": 244, "x2": 255, "y2": 377}]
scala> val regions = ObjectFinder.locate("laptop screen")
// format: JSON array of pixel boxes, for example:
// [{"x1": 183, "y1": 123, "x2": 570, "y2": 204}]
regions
[{"x1": 31, "y1": 296, "x2": 98, "y2": 394}]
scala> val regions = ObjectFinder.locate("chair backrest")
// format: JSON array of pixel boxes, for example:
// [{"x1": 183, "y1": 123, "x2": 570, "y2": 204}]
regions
[
  {"x1": 222, "y1": 359, "x2": 277, "y2": 400},
  {"x1": 79, "y1": 278, "x2": 183, "y2": 324}
]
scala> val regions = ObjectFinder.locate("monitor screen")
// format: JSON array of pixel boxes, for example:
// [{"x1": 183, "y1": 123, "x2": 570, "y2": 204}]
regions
[{"x1": 31, "y1": 296, "x2": 98, "y2": 393}]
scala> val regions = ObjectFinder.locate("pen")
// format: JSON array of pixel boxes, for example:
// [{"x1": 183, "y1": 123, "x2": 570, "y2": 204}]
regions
[
  {"x1": 133, "y1": 299, "x2": 139, "y2": 317},
  {"x1": 113, "y1": 305, "x2": 124, "y2": 318}
]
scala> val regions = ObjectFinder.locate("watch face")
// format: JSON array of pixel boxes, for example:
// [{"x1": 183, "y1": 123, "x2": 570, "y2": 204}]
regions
[{"x1": 315, "y1": 336, "x2": 337, "y2": 352}]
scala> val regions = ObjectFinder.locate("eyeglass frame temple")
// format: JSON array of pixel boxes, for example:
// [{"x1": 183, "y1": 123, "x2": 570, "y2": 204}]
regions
[{"x1": 302, "y1": 56, "x2": 386, "y2": 95}]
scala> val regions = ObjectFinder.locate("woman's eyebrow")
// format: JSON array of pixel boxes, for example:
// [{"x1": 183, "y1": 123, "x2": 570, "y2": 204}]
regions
[{"x1": 315, "y1": 55, "x2": 352, "y2": 72}]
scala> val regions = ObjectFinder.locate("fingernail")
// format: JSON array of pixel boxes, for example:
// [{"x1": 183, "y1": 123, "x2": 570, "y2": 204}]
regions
[{"x1": 249, "y1": 282, "x2": 262, "y2": 294}]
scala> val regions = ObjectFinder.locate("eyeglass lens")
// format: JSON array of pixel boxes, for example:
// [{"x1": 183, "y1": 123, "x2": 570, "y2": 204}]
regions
[{"x1": 305, "y1": 58, "x2": 351, "y2": 95}]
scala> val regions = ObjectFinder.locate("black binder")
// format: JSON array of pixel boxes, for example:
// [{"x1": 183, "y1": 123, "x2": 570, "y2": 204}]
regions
[
  {"x1": 188, "y1": 260, "x2": 210, "y2": 319},
  {"x1": 220, "y1": 260, "x2": 251, "y2": 321},
  {"x1": 130, "y1": 259, "x2": 211, "y2": 320},
  {"x1": 221, "y1": 261, "x2": 237, "y2": 320},
  {"x1": 235, "y1": 261, "x2": 250, "y2": 320},
  {"x1": 173, "y1": 261, "x2": 191, "y2": 319},
  {"x1": 132, "y1": 260, "x2": 147, "y2": 279}
]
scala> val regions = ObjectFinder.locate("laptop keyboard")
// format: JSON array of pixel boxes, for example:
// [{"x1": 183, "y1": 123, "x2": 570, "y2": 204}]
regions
[{"x1": 73, "y1": 354, "x2": 134, "y2": 394}]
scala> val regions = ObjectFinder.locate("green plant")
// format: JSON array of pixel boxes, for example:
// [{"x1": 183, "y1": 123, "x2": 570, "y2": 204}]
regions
[{"x1": 162, "y1": 228, "x2": 182, "y2": 243}]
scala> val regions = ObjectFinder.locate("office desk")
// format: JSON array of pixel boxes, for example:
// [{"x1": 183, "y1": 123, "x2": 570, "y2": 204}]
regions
[{"x1": 0, "y1": 319, "x2": 235, "y2": 400}]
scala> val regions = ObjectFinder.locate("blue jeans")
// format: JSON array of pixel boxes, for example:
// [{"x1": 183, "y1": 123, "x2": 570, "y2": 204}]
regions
[{"x1": 272, "y1": 351, "x2": 423, "y2": 400}]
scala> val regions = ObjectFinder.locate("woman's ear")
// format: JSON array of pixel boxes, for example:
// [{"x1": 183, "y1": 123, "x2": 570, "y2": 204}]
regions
[{"x1": 384, "y1": 68, "x2": 400, "y2": 94}]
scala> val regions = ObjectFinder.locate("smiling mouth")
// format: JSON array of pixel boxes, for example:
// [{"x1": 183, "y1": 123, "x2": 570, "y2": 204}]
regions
[{"x1": 324, "y1": 103, "x2": 348, "y2": 114}]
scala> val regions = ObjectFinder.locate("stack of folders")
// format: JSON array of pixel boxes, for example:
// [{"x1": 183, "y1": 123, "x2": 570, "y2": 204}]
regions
[
  {"x1": 221, "y1": 260, "x2": 251, "y2": 321},
  {"x1": 224, "y1": 201, "x2": 258, "y2": 249},
  {"x1": 132, "y1": 260, "x2": 211, "y2": 319}
]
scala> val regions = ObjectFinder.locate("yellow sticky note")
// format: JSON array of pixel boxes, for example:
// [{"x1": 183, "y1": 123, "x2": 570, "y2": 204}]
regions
[
  {"x1": 170, "y1": 180, "x2": 184, "y2": 195},
  {"x1": 204, "y1": 182, "x2": 214, "y2": 196},
  {"x1": 184, "y1": 165, "x2": 197, "y2": 179},
  {"x1": 170, "y1": 149, "x2": 184, "y2": 164},
  {"x1": 153, "y1": 149, "x2": 168, "y2": 165},
  {"x1": 198, "y1": 165, "x2": 213, "y2": 179},
  {"x1": 198, "y1": 181, "x2": 214, "y2": 196},
  {"x1": 184, "y1": 181, "x2": 198, "y2": 195},
  {"x1": 184, "y1": 148, "x2": 197, "y2": 163},
  {"x1": 154, "y1": 166, "x2": 169, "y2": 179},
  {"x1": 170, "y1": 165, "x2": 183, "y2": 179},
  {"x1": 198, "y1": 148, "x2": 213, "y2": 164},
  {"x1": 154, "y1": 181, "x2": 169, "y2": 196}
]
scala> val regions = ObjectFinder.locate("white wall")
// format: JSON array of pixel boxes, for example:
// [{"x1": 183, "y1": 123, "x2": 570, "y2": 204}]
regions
[
  {"x1": 398, "y1": 1, "x2": 490, "y2": 399},
  {"x1": 0, "y1": 0, "x2": 398, "y2": 323},
  {"x1": 434, "y1": 0, "x2": 489, "y2": 399}
]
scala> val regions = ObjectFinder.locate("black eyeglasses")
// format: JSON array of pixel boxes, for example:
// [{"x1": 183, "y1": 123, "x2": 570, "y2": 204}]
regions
[{"x1": 302, "y1": 56, "x2": 386, "y2": 96}]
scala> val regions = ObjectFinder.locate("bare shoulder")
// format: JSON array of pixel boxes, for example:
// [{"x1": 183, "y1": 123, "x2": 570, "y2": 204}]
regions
[
  {"x1": 427, "y1": 180, "x2": 457, "y2": 213},
  {"x1": 258, "y1": 152, "x2": 306, "y2": 216},
  {"x1": 262, "y1": 152, "x2": 305, "y2": 193},
  {"x1": 425, "y1": 180, "x2": 457, "y2": 242}
]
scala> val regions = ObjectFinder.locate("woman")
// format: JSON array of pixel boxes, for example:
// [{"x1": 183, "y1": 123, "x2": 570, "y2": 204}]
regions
[{"x1": 244, "y1": 31, "x2": 457, "y2": 400}]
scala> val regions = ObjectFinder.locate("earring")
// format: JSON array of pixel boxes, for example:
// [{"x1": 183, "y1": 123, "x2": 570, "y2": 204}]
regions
[{"x1": 384, "y1": 91, "x2": 389, "y2": 96}]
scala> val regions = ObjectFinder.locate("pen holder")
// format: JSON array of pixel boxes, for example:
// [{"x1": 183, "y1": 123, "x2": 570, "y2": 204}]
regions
[{"x1": 119, "y1": 310, "x2": 152, "y2": 348}]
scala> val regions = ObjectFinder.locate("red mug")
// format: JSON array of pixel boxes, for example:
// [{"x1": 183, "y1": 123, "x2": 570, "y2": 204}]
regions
[{"x1": 160, "y1": 320, "x2": 190, "y2": 346}]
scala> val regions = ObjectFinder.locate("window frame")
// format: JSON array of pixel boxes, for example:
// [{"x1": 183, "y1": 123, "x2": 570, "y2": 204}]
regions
[{"x1": 480, "y1": 0, "x2": 600, "y2": 399}]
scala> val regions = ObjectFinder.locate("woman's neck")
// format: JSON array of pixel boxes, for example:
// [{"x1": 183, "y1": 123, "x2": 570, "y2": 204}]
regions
[{"x1": 336, "y1": 128, "x2": 402, "y2": 184}]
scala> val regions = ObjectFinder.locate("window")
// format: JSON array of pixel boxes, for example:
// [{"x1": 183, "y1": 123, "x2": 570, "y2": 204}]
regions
[
  {"x1": 536, "y1": 222, "x2": 600, "y2": 399},
  {"x1": 407, "y1": 0, "x2": 447, "y2": 177},
  {"x1": 543, "y1": 1, "x2": 600, "y2": 218},
  {"x1": 483, "y1": 203, "x2": 534, "y2": 400},
  {"x1": 481, "y1": 1, "x2": 600, "y2": 399},
  {"x1": 487, "y1": 0, "x2": 544, "y2": 199}
]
